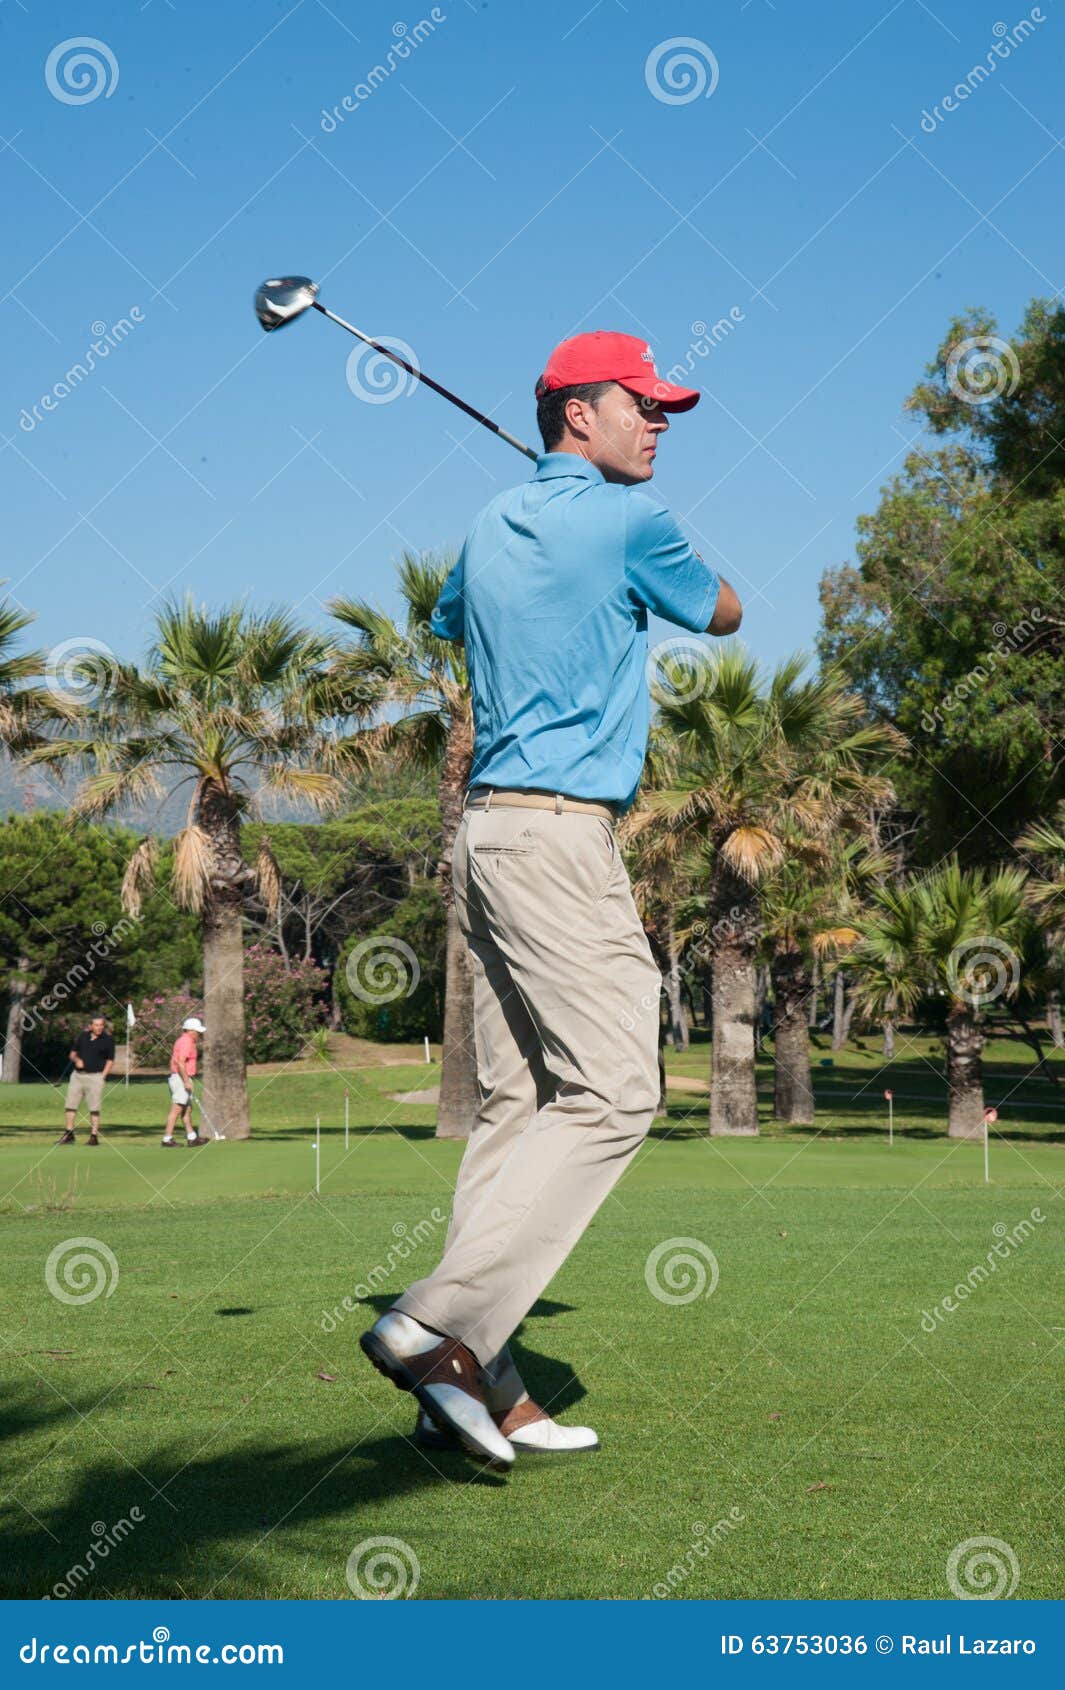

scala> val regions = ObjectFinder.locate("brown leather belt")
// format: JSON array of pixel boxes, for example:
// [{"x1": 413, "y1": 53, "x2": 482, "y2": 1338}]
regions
[{"x1": 465, "y1": 786, "x2": 618, "y2": 824}]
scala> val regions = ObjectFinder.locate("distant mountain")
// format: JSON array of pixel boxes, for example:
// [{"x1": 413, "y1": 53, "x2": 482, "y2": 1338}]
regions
[{"x1": 0, "y1": 754, "x2": 435, "y2": 836}]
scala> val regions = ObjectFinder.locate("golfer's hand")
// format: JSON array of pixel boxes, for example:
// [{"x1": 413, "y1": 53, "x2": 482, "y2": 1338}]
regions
[{"x1": 73, "y1": 1058, "x2": 84, "y2": 1070}]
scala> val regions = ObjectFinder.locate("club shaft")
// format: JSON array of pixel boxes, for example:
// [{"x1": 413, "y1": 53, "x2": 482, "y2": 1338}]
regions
[{"x1": 312, "y1": 301, "x2": 537, "y2": 462}]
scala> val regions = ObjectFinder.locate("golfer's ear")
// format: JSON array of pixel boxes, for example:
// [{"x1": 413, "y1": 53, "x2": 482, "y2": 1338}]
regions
[{"x1": 564, "y1": 395, "x2": 594, "y2": 439}]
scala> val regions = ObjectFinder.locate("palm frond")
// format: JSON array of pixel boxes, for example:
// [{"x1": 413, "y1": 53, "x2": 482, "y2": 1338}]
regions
[
  {"x1": 255, "y1": 833, "x2": 282, "y2": 919},
  {"x1": 173, "y1": 825, "x2": 212, "y2": 913},
  {"x1": 121, "y1": 835, "x2": 159, "y2": 919}
]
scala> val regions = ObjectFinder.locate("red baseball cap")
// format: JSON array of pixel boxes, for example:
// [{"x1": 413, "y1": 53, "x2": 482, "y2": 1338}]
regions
[{"x1": 536, "y1": 330, "x2": 699, "y2": 412}]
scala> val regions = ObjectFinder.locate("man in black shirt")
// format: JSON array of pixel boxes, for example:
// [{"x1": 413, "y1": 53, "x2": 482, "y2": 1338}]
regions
[{"x1": 58, "y1": 1015, "x2": 116, "y2": 1146}]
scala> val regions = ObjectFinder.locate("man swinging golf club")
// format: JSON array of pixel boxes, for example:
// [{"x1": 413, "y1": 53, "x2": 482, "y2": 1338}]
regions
[{"x1": 361, "y1": 330, "x2": 742, "y2": 1466}]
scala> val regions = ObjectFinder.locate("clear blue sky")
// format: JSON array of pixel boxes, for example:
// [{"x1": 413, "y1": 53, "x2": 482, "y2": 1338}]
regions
[{"x1": 3, "y1": 0, "x2": 1061, "y2": 670}]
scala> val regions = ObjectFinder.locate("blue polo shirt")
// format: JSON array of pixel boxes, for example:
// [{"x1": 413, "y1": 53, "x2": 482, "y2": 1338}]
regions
[{"x1": 430, "y1": 453, "x2": 720, "y2": 813}]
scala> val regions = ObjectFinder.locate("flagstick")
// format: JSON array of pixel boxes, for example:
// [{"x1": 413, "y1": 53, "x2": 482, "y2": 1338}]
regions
[
  {"x1": 888, "y1": 1096, "x2": 893, "y2": 1146},
  {"x1": 983, "y1": 1106, "x2": 998, "y2": 1185},
  {"x1": 344, "y1": 1088, "x2": 349, "y2": 1151},
  {"x1": 314, "y1": 1114, "x2": 321, "y2": 1196}
]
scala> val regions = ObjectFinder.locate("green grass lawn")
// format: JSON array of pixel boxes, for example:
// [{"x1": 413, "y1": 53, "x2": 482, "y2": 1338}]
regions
[{"x1": 0, "y1": 1038, "x2": 1062, "y2": 1600}]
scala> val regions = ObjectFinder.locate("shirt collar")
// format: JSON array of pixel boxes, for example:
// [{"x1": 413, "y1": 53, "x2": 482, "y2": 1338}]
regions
[{"x1": 534, "y1": 452, "x2": 606, "y2": 484}]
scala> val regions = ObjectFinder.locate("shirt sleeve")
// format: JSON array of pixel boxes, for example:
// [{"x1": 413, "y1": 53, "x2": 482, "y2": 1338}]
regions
[
  {"x1": 430, "y1": 551, "x2": 466, "y2": 644},
  {"x1": 624, "y1": 492, "x2": 720, "y2": 632}
]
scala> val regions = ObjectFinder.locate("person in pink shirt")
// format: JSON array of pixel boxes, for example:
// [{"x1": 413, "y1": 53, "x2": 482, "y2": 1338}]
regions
[{"x1": 162, "y1": 1017, "x2": 208, "y2": 1147}]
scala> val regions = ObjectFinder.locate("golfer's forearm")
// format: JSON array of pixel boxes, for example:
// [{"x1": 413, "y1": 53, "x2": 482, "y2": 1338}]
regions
[
  {"x1": 707, "y1": 578, "x2": 742, "y2": 635},
  {"x1": 102, "y1": 1062, "x2": 114, "y2": 1081}
]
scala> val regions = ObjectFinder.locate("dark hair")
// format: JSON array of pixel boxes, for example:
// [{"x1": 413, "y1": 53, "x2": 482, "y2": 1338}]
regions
[{"x1": 535, "y1": 380, "x2": 615, "y2": 451}]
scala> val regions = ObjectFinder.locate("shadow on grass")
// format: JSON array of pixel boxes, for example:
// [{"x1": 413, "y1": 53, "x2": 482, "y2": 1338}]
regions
[
  {"x1": 0, "y1": 1412, "x2": 507, "y2": 1599},
  {"x1": 0, "y1": 1302, "x2": 592, "y2": 1598},
  {"x1": 0, "y1": 1383, "x2": 80, "y2": 1448}
]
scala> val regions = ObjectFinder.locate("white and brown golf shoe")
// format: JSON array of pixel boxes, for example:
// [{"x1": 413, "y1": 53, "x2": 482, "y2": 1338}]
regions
[
  {"x1": 360, "y1": 1310, "x2": 515, "y2": 1468},
  {"x1": 415, "y1": 1397, "x2": 599, "y2": 1455}
]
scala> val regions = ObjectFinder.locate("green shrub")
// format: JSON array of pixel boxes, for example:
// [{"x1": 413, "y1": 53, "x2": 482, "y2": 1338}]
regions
[
  {"x1": 336, "y1": 882, "x2": 445, "y2": 1043},
  {"x1": 131, "y1": 947, "x2": 327, "y2": 1066}
]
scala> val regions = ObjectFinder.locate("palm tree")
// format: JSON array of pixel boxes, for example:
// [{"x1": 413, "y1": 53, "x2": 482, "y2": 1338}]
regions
[
  {"x1": 23, "y1": 599, "x2": 350, "y2": 1138},
  {"x1": 757, "y1": 835, "x2": 891, "y2": 1122},
  {"x1": 0, "y1": 589, "x2": 53, "y2": 1083},
  {"x1": 849, "y1": 861, "x2": 1030, "y2": 1138},
  {"x1": 0, "y1": 590, "x2": 53, "y2": 751},
  {"x1": 759, "y1": 859, "x2": 832, "y2": 1124},
  {"x1": 329, "y1": 552, "x2": 477, "y2": 1139},
  {"x1": 1018, "y1": 803, "x2": 1065, "y2": 1048},
  {"x1": 634, "y1": 649, "x2": 899, "y2": 1134}
]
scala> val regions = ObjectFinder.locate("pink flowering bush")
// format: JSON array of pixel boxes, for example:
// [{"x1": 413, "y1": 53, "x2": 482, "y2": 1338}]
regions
[
  {"x1": 241, "y1": 944, "x2": 327, "y2": 1062},
  {"x1": 131, "y1": 946, "x2": 326, "y2": 1066},
  {"x1": 129, "y1": 988, "x2": 205, "y2": 1066}
]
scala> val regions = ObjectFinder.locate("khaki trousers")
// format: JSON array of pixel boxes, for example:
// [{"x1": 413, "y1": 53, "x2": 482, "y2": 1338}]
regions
[
  {"x1": 394, "y1": 798, "x2": 662, "y2": 1366},
  {"x1": 65, "y1": 1070, "x2": 106, "y2": 1113}
]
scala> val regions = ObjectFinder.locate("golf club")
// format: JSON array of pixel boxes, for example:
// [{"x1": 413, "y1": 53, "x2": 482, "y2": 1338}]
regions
[
  {"x1": 193, "y1": 1088, "x2": 224, "y2": 1142},
  {"x1": 254, "y1": 276, "x2": 538, "y2": 462}
]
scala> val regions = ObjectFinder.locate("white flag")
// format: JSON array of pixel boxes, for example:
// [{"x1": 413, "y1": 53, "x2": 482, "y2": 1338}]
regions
[{"x1": 126, "y1": 1003, "x2": 136, "y2": 1027}]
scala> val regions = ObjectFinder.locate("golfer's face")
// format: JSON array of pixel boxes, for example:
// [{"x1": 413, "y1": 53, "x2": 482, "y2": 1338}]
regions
[
  {"x1": 593, "y1": 386, "x2": 669, "y2": 483},
  {"x1": 90, "y1": 1019, "x2": 105, "y2": 1036}
]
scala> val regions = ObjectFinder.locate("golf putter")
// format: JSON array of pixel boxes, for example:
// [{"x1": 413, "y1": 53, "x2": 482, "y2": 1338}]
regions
[
  {"x1": 254, "y1": 276, "x2": 538, "y2": 461},
  {"x1": 194, "y1": 1090, "x2": 224, "y2": 1141}
]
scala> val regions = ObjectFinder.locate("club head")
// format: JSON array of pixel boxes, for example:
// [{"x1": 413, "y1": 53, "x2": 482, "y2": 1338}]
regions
[{"x1": 255, "y1": 275, "x2": 319, "y2": 332}]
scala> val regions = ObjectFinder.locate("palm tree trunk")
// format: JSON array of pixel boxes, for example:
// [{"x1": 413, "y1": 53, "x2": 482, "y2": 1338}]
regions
[
  {"x1": 831, "y1": 969, "x2": 846, "y2": 1049},
  {"x1": 840, "y1": 990, "x2": 858, "y2": 1044},
  {"x1": 946, "y1": 1004, "x2": 984, "y2": 1139},
  {"x1": 437, "y1": 903, "x2": 479, "y2": 1138},
  {"x1": 666, "y1": 914, "x2": 688, "y2": 1049},
  {"x1": 883, "y1": 1018, "x2": 895, "y2": 1059},
  {"x1": 1049, "y1": 992, "x2": 1063, "y2": 1049},
  {"x1": 199, "y1": 791, "x2": 250, "y2": 1140},
  {"x1": 807, "y1": 958, "x2": 819, "y2": 1028},
  {"x1": 436, "y1": 708, "x2": 476, "y2": 1139},
  {"x1": 2, "y1": 957, "x2": 31, "y2": 1083},
  {"x1": 771, "y1": 946, "x2": 814, "y2": 1123},
  {"x1": 709, "y1": 874, "x2": 759, "y2": 1136}
]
